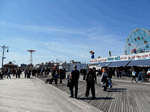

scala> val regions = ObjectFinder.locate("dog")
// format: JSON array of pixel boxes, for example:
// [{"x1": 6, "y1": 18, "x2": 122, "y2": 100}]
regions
[{"x1": 45, "y1": 78, "x2": 54, "y2": 84}]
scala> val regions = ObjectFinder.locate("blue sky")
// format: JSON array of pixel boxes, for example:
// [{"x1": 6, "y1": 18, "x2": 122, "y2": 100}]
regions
[{"x1": 0, "y1": 0, "x2": 150, "y2": 66}]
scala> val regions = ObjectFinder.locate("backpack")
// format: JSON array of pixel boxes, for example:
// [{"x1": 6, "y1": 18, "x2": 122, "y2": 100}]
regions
[
  {"x1": 87, "y1": 73, "x2": 93, "y2": 82},
  {"x1": 54, "y1": 74, "x2": 58, "y2": 79}
]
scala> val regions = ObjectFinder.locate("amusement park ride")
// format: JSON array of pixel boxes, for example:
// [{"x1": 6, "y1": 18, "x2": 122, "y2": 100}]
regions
[
  {"x1": 27, "y1": 50, "x2": 36, "y2": 65},
  {"x1": 124, "y1": 28, "x2": 150, "y2": 55},
  {"x1": 90, "y1": 28, "x2": 150, "y2": 62}
]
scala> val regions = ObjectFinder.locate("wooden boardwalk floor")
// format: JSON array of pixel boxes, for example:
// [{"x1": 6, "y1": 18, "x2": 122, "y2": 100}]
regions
[
  {"x1": 0, "y1": 74, "x2": 101, "y2": 112},
  {"x1": 39, "y1": 74, "x2": 150, "y2": 112}
]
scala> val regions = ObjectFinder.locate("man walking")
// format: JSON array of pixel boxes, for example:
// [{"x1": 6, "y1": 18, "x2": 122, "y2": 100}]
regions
[
  {"x1": 24, "y1": 69, "x2": 27, "y2": 78},
  {"x1": 69, "y1": 65, "x2": 80, "y2": 98},
  {"x1": 107, "y1": 68, "x2": 113, "y2": 88},
  {"x1": 85, "y1": 67, "x2": 96, "y2": 99},
  {"x1": 59, "y1": 69, "x2": 63, "y2": 85},
  {"x1": 0, "y1": 71, "x2": 3, "y2": 79},
  {"x1": 83, "y1": 68, "x2": 87, "y2": 80}
]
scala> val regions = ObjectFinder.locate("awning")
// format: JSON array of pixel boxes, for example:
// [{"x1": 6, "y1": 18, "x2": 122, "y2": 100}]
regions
[
  {"x1": 127, "y1": 59, "x2": 150, "y2": 67},
  {"x1": 97, "y1": 62, "x2": 112, "y2": 67},
  {"x1": 108, "y1": 61, "x2": 131, "y2": 67},
  {"x1": 89, "y1": 66, "x2": 97, "y2": 69}
]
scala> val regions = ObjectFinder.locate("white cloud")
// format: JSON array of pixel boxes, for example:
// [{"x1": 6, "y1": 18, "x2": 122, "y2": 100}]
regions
[
  {"x1": 0, "y1": 20, "x2": 104, "y2": 38},
  {"x1": 0, "y1": 21, "x2": 126, "y2": 66},
  {"x1": 0, "y1": 37, "x2": 95, "y2": 65}
]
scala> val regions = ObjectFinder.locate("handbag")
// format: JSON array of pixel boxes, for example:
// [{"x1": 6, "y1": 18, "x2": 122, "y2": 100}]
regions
[
  {"x1": 67, "y1": 80, "x2": 71, "y2": 87},
  {"x1": 101, "y1": 81, "x2": 107, "y2": 87}
]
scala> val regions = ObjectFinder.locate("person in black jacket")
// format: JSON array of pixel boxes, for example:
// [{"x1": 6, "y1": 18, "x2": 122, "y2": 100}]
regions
[
  {"x1": 52, "y1": 69, "x2": 56, "y2": 78},
  {"x1": 32, "y1": 69, "x2": 36, "y2": 76},
  {"x1": 83, "y1": 68, "x2": 87, "y2": 80},
  {"x1": 63, "y1": 68, "x2": 66, "y2": 79},
  {"x1": 27, "y1": 69, "x2": 31, "y2": 79},
  {"x1": 0, "y1": 72, "x2": 3, "y2": 79},
  {"x1": 69, "y1": 65, "x2": 80, "y2": 98},
  {"x1": 85, "y1": 67, "x2": 96, "y2": 99},
  {"x1": 59, "y1": 69, "x2": 63, "y2": 85},
  {"x1": 107, "y1": 67, "x2": 113, "y2": 89}
]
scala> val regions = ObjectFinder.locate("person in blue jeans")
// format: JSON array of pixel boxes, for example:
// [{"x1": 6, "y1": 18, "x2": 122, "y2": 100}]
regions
[
  {"x1": 7, "y1": 68, "x2": 11, "y2": 79},
  {"x1": 107, "y1": 68, "x2": 113, "y2": 88},
  {"x1": 137, "y1": 69, "x2": 145, "y2": 82}
]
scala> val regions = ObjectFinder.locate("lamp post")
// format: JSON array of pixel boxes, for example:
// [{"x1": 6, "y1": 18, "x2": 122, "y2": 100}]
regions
[
  {"x1": 0, "y1": 45, "x2": 9, "y2": 72},
  {"x1": 54, "y1": 55, "x2": 59, "y2": 63}
]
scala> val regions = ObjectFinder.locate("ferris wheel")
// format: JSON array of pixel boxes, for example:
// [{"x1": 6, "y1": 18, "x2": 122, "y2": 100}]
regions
[{"x1": 124, "y1": 28, "x2": 150, "y2": 55}]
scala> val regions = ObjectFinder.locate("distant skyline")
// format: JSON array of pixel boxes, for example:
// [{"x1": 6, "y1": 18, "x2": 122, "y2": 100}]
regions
[{"x1": 0, "y1": 0, "x2": 150, "y2": 66}]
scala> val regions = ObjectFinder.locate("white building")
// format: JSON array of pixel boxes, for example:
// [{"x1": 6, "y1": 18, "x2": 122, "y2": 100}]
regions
[
  {"x1": 89, "y1": 52, "x2": 150, "y2": 69},
  {"x1": 59, "y1": 62, "x2": 88, "y2": 72}
]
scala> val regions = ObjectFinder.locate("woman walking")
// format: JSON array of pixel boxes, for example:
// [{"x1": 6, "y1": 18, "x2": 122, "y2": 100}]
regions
[
  {"x1": 107, "y1": 68, "x2": 113, "y2": 89},
  {"x1": 100, "y1": 68, "x2": 108, "y2": 91}
]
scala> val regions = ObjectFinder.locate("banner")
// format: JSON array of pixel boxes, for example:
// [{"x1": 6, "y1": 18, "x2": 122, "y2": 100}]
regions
[{"x1": 90, "y1": 52, "x2": 150, "y2": 63}]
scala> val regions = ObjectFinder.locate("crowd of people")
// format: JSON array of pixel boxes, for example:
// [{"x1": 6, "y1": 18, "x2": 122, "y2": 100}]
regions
[
  {"x1": 66, "y1": 66, "x2": 150, "y2": 99},
  {"x1": 0, "y1": 68, "x2": 22, "y2": 79},
  {"x1": 66, "y1": 66, "x2": 114, "y2": 99},
  {"x1": 1, "y1": 65, "x2": 150, "y2": 100}
]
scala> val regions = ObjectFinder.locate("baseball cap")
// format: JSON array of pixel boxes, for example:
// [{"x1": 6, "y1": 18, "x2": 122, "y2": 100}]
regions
[
  {"x1": 74, "y1": 65, "x2": 77, "y2": 68},
  {"x1": 93, "y1": 67, "x2": 96, "y2": 70}
]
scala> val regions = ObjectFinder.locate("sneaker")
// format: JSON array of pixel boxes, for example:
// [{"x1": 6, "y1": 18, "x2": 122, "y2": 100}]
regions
[
  {"x1": 69, "y1": 96, "x2": 73, "y2": 98},
  {"x1": 110, "y1": 86, "x2": 113, "y2": 89},
  {"x1": 92, "y1": 97, "x2": 95, "y2": 99},
  {"x1": 75, "y1": 96, "x2": 77, "y2": 99},
  {"x1": 85, "y1": 95, "x2": 88, "y2": 98}
]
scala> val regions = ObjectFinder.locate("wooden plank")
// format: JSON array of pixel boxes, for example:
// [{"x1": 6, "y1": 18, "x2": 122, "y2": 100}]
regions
[{"x1": 38, "y1": 73, "x2": 150, "y2": 112}]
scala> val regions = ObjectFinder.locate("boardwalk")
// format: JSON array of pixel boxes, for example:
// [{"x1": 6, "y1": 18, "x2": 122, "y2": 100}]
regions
[
  {"x1": 39, "y1": 74, "x2": 150, "y2": 112},
  {"x1": 0, "y1": 74, "x2": 101, "y2": 112}
]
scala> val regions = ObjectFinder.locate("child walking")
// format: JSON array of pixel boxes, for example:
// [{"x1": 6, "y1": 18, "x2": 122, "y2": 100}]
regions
[{"x1": 131, "y1": 69, "x2": 137, "y2": 83}]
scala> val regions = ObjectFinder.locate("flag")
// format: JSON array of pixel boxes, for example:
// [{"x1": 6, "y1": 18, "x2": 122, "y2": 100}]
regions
[{"x1": 3, "y1": 57, "x2": 6, "y2": 59}]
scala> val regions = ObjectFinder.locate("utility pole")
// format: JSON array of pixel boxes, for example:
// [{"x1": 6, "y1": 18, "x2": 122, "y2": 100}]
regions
[{"x1": 0, "y1": 45, "x2": 9, "y2": 72}]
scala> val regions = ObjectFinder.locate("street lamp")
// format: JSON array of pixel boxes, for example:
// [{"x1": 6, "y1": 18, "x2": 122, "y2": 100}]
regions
[
  {"x1": 54, "y1": 55, "x2": 59, "y2": 63},
  {"x1": 0, "y1": 45, "x2": 9, "y2": 72}
]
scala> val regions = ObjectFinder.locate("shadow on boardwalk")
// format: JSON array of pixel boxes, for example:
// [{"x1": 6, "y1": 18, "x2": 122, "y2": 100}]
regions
[
  {"x1": 78, "y1": 97, "x2": 115, "y2": 100},
  {"x1": 38, "y1": 75, "x2": 150, "y2": 112},
  {"x1": 107, "y1": 88, "x2": 127, "y2": 92}
]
